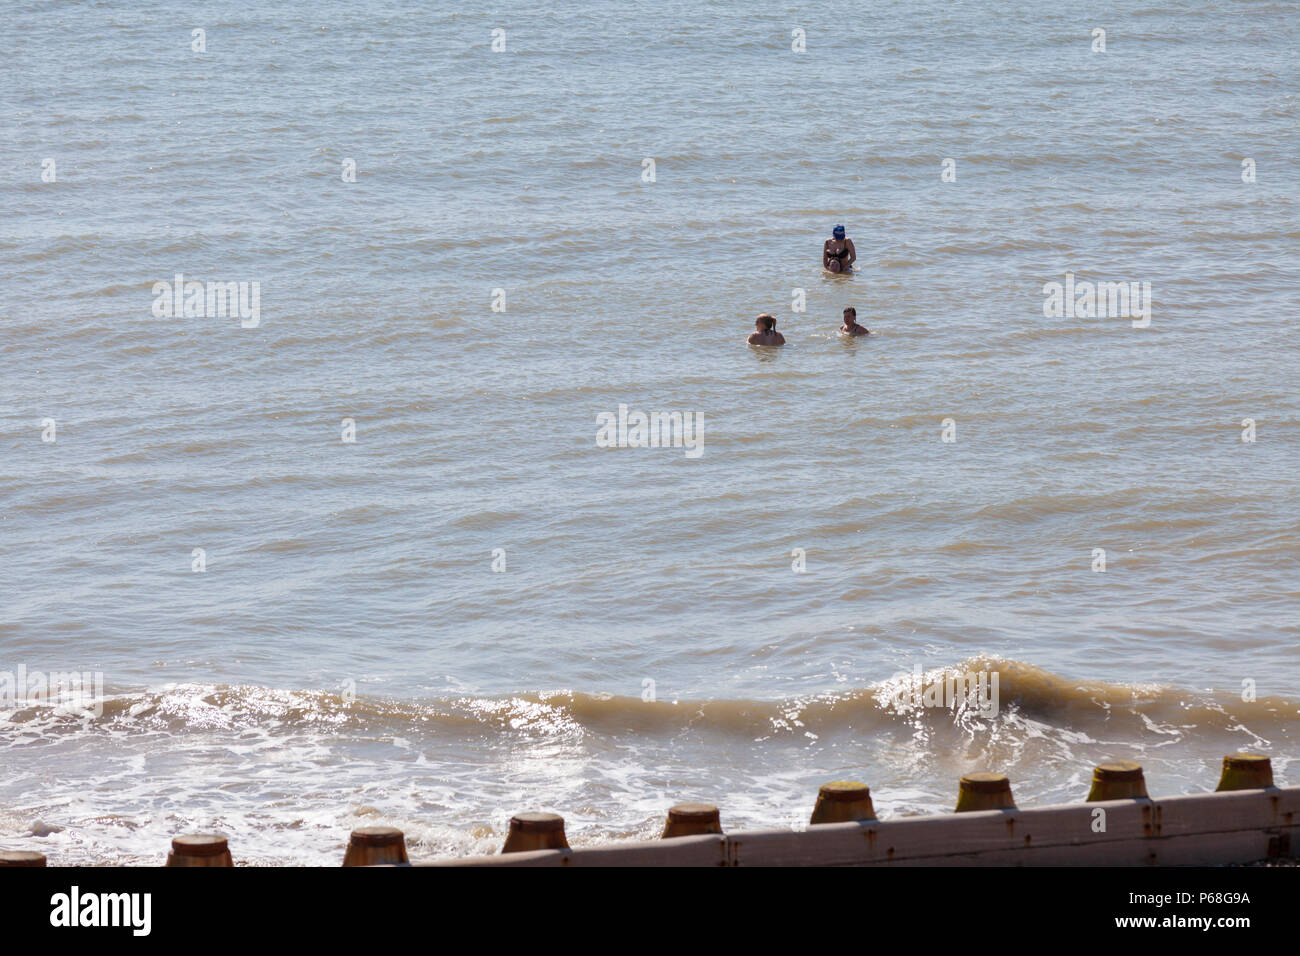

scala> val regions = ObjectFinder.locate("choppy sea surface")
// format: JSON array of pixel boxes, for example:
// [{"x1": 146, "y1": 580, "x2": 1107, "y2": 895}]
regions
[{"x1": 1, "y1": 1, "x2": 1297, "y2": 864}]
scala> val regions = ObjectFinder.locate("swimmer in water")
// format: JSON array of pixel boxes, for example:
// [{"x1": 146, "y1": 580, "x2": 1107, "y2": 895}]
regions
[
  {"x1": 823, "y1": 224, "x2": 856, "y2": 274},
  {"x1": 747, "y1": 313, "x2": 786, "y2": 346},
  {"x1": 839, "y1": 306, "x2": 869, "y2": 336}
]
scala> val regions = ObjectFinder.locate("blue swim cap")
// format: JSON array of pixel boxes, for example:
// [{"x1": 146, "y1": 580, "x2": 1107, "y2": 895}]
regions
[{"x1": 833, "y1": 224, "x2": 845, "y2": 238}]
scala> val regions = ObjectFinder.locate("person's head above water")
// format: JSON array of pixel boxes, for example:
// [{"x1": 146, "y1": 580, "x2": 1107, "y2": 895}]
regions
[
  {"x1": 748, "y1": 312, "x2": 785, "y2": 346},
  {"x1": 833, "y1": 224, "x2": 846, "y2": 239},
  {"x1": 840, "y1": 306, "x2": 868, "y2": 335}
]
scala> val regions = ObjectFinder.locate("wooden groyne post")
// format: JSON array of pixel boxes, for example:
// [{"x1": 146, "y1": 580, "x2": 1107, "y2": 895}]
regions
[
  {"x1": 342, "y1": 827, "x2": 409, "y2": 866},
  {"x1": 165, "y1": 834, "x2": 233, "y2": 867}
]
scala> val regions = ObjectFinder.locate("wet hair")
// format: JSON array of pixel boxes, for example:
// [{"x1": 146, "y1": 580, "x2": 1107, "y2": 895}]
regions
[
  {"x1": 843, "y1": 307, "x2": 856, "y2": 318},
  {"x1": 757, "y1": 313, "x2": 776, "y2": 332}
]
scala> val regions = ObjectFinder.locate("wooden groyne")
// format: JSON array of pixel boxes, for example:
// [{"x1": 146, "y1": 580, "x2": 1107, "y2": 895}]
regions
[
  {"x1": 424, "y1": 755, "x2": 1295, "y2": 867},
  {"x1": 1, "y1": 754, "x2": 1293, "y2": 867}
]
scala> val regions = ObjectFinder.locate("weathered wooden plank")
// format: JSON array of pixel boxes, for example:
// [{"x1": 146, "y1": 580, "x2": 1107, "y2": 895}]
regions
[
  {"x1": 420, "y1": 848, "x2": 568, "y2": 867},
  {"x1": 1151, "y1": 788, "x2": 1300, "y2": 836},
  {"x1": 867, "y1": 831, "x2": 1280, "y2": 867},
  {"x1": 559, "y1": 834, "x2": 726, "y2": 867},
  {"x1": 415, "y1": 835, "x2": 727, "y2": 867}
]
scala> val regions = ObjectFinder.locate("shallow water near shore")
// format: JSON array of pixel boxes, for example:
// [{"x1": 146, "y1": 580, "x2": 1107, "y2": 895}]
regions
[{"x1": 1, "y1": 0, "x2": 1298, "y2": 864}]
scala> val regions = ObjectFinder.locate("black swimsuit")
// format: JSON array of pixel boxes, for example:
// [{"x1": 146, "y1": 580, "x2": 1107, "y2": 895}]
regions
[{"x1": 827, "y1": 241, "x2": 848, "y2": 263}]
